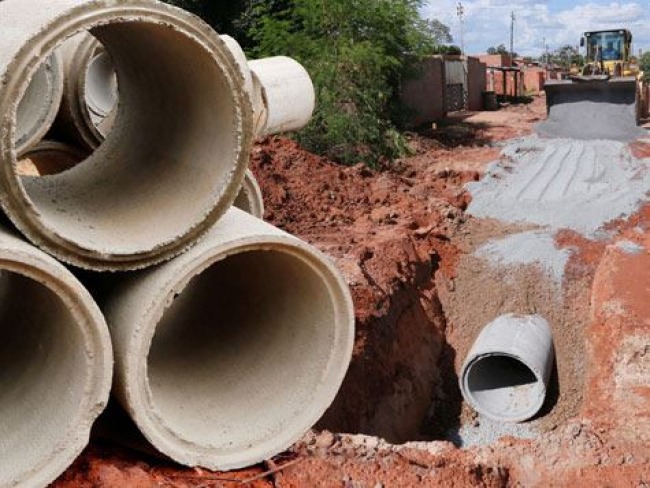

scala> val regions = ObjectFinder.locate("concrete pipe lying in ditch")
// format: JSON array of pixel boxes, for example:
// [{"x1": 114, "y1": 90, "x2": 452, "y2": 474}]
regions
[
  {"x1": 0, "y1": 225, "x2": 112, "y2": 488},
  {"x1": 53, "y1": 32, "x2": 314, "y2": 145},
  {"x1": 15, "y1": 51, "x2": 65, "y2": 156},
  {"x1": 98, "y1": 208, "x2": 354, "y2": 470},
  {"x1": 460, "y1": 314, "x2": 555, "y2": 423},
  {"x1": 233, "y1": 170, "x2": 265, "y2": 219},
  {"x1": 0, "y1": 0, "x2": 254, "y2": 271}
]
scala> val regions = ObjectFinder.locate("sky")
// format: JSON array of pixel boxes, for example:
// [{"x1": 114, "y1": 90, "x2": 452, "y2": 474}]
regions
[{"x1": 420, "y1": 1, "x2": 650, "y2": 57}]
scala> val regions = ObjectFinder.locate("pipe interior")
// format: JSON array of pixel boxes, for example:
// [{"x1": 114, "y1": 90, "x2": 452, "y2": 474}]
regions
[
  {"x1": 0, "y1": 270, "x2": 88, "y2": 483},
  {"x1": 19, "y1": 22, "x2": 239, "y2": 255},
  {"x1": 16, "y1": 54, "x2": 57, "y2": 150},
  {"x1": 466, "y1": 355, "x2": 542, "y2": 419},
  {"x1": 148, "y1": 250, "x2": 336, "y2": 449},
  {"x1": 85, "y1": 46, "x2": 118, "y2": 133}
]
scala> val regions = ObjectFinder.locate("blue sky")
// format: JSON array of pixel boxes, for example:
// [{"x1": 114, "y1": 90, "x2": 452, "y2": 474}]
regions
[{"x1": 420, "y1": 1, "x2": 650, "y2": 57}]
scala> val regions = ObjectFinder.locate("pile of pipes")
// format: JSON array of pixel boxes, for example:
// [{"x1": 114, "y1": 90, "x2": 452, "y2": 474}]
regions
[{"x1": 0, "y1": 1, "x2": 355, "y2": 486}]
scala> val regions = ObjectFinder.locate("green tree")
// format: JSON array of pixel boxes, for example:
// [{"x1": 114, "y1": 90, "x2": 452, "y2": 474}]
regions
[
  {"x1": 487, "y1": 43, "x2": 510, "y2": 55},
  {"x1": 244, "y1": 0, "x2": 439, "y2": 166},
  {"x1": 163, "y1": 0, "x2": 248, "y2": 38}
]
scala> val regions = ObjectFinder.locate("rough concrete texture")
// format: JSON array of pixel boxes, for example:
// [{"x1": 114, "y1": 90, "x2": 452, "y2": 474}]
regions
[
  {"x1": 233, "y1": 169, "x2": 265, "y2": 218},
  {"x1": 0, "y1": 0, "x2": 254, "y2": 270},
  {"x1": 15, "y1": 51, "x2": 64, "y2": 156},
  {"x1": 538, "y1": 80, "x2": 647, "y2": 141},
  {"x1": 467, "y1": 137, "x2": 650, "y2": 236},
  {"x1": 0, "y1": 224, "x2": 112, "y2": 488},
  {"x1": 93, "y1": 207, "x2": 354, "y2": 471},
  {"x1": 476, "y1": 229, "x2": 572, "y2": 284}
]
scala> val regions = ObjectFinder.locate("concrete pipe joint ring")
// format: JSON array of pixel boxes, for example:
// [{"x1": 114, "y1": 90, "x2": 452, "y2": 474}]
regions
[
  {"x1": 100, "y1": 208, "x2": 355, "y2": 471},
  {"x1": 0, "y1": 225, "x2": 112, "y2": 488},
  {"x1": 460, "y1": 314, "x2": 555, "y2": 423},
  {"x1": 0, "y1": 0, "x2": 254, "y2": 271}
]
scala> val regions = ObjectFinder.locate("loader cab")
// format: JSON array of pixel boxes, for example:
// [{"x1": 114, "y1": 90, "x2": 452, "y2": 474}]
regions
[{"x1": 581, "y1": 30, "x2": 631, "y2": 63}]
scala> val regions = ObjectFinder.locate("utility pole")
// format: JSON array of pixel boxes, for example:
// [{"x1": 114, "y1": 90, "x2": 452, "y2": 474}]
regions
[
  {"x1": 510, "y1": 11, "x2": 515, "y2": 66},
  {"x1": 457, "y1": 2, "x2": 465, "y2": 56}
]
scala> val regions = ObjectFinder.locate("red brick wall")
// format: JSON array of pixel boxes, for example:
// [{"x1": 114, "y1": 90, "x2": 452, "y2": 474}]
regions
[{"x1": 400, "y1": 56, "x2": 446, "y2": 125}]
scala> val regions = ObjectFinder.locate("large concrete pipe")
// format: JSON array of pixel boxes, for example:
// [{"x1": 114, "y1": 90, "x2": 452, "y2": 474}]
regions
[
  {"x1": 460, "y1": 314, "x2": 555, "y2": 422},
  {"x1": 0, "y1": 0, "x2": 254, "y2": 270},
  {"x1": 0, "y1": 226, "x2": 112, "y2": 488},
  {"x1": 54, "y1": 32, "x2": 314, "y2": 144},
  {"x1": 15, "y1": 52, "x2": 65, "y2": 156},
  {"x1": 248, "y1": 56, "x2": 316, "y2": 136},
  {"x1": 233, "y1": 169, "x2": 265, "y2": 219},
  {"x1": 96, "y1": 208, "x2": 354, "y2": 470}
]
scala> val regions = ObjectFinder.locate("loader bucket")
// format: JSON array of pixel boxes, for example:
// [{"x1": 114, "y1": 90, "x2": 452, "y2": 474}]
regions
[{"x1": 537, "y1": 78, "x2": 646, "y2": 141}]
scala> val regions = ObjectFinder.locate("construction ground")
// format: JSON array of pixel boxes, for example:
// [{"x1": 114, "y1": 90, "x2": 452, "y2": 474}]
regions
[{"x1": 49, "y1": 95, "x2": 650, "y2": 486}]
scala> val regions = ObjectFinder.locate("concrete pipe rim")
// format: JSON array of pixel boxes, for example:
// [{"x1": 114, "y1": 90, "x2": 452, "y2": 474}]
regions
[
  {"x1": 0, "y1": 1, "x2": 254, "y2": 271},
  {"x1": 15, "y1": 51, "x2": 65, "y2": 157},
  {"x1": 121, "y1": 236, "x2": 354, "y2": 470},
  {"x1": 233, "y1": 170, "x2": 265, "y2": 219},
  {"x1": 62, "y1": 33, "x2": 109, "y2": 149},
  {"x1": 461, "y1": 351, "x2": 546, "y2": 423},
  {"x1": 0, "y1": 246, "x2": 112, "y2": 487}
]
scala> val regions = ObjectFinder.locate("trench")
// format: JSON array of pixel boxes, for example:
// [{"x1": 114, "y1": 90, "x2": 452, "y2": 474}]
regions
[{"x1": 316, "y1": 217, "x2": 591, "y2": 448}]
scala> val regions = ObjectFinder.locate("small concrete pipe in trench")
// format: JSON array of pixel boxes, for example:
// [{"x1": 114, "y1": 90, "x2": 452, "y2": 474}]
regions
[
  {"x1": 15, "y1": 51, "x2": 65, "y2": 157},
  {"x1": 95, "y1": 208, "x2": 354, "y2": 470},
  {"x1": 54, "y1": 33, "x2": 314, "y2": 145},
  {"x1": 0, "y1": 225, "x2": 112, "y2": 488},
  {"x1": 460, "y1": 314, "x2": 555, "y2": 423},
  {"x1": 0, "y1": 0, "x2": 254, "y2": 270}
]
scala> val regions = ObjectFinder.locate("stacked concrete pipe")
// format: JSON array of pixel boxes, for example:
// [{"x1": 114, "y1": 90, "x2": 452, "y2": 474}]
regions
[
  {"x1": 0, "y1": 225, "x2": 112, "y2": 488},
  {"x1": 460, "y1": 314, "x2": 555, "y2": 422},
  {"x1": 96, "y1": 208, "x2": 354, "y2": 470},
  {"x1": 15, "y1": 52, "x2": 65, "y2": 157},
  {"x1": 53, "y1": 33, "x2": 315, "y2": 146},
  {"x1": 0, "y1": 0, "x2": 255, "y2": 271}
]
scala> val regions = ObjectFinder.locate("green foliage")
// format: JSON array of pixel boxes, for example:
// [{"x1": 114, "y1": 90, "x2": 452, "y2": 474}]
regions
[
  {"x1": 431, "y1": 45, "x2": 462, "y2": 55},
  {"x1": 162, "y1": 0, "x2": 248, "y2": 38},
  {"x1": 244, "y1": 0, "x2": 438, "y2": 166},
  {"x1": 487, "y1": 44, "x2": 509, "y2": 55},
  {"x1": 547, "y1": 44, "x2": 584, "y2": 68},
  {"x1": 640, "y1": 51, "x2": 650, "y2": 80}
]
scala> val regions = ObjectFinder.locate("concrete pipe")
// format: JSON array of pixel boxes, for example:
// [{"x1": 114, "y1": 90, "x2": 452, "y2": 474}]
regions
[
  {"x1": 18, "y1": 140, "x2": 90, "y2": 177},
  {"x1": 55, "y1": 32, "x2": 118, "y2": 149},
  {"x1": 460, "y1": 314, "x2": 555, "y2": 423},
  {"x1": 248, "y1": 56, "x2": 316, "y2": 136},
  {"x1": 233, "y1": 169, "x2": 265, "y2": 219},
  {"x1": 0, "y1": 225, "x2": 112, "y2": 488},
  {"x1": 98, "y1": 208, "x2": 354, "y2": 470},
  {"x1": 0, "y1": 0, "x2": 254, "y2": 271},
  {"x1": 15, "y1": 51, "x2": 65, "y2": 157},
  {"x1": 55, "y1": 32, "x2": 313, "y2": 142}
]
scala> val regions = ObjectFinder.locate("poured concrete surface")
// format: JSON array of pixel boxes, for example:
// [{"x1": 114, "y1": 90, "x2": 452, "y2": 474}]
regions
[
  {"x1": 0, "y1": 0, "x2": 254, "y2": 270},
  {"x1": 96, "y1": 208, "x2": 354, "y2": 470},
  {"x1": 0, "y1": 225, "x2": 112, "y2": 488}
]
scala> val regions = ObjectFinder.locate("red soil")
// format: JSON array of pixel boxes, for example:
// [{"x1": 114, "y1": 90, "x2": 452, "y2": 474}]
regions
[{"x1": 54, "y1": 96, "x2": 650, "y2": 487}]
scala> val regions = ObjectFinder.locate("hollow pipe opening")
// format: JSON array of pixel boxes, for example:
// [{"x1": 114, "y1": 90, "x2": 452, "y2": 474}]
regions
[
  {"x1": 0, "y1": 231, "x2": 111, "y2": 487},
  {"x1": 464, "y1": 353, "x2": 544, "y2": 422},
  {"x1": 1, "y1": 3, "x2": 253, "y2": 270}
]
